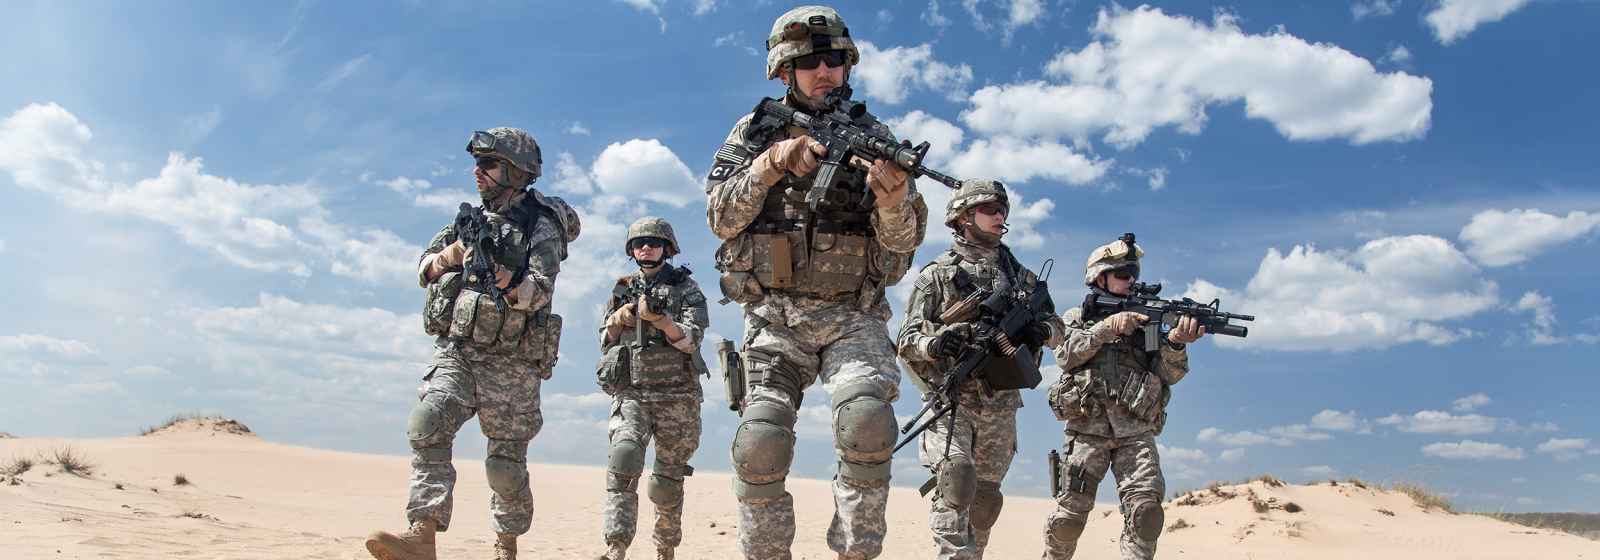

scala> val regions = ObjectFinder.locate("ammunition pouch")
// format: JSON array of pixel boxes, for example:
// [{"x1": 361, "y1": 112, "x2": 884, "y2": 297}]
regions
[
  {"x1": 446, "y1": 289, "x2": 562, "y2": 368},
  {"x1": 423, "y1": 271, "x2": 464, "y2": 336},
  {"x1": 596, "y1": 344, "x2": 630, "y2": 394},
  {"x1": 1118, "y1": 369, "x2": 1170, "y2": 423},
  {"x1": 629, "y1": 344, "x2": 694, "y2": 388},
  {"x1": 1047, "y1": 373, "x2": 1101, "y2": 422}
]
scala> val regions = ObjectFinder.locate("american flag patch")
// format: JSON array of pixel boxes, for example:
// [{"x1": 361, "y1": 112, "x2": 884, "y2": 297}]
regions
[{"x1": 714, "y1": 143, "x2": 747, "y2": 165}]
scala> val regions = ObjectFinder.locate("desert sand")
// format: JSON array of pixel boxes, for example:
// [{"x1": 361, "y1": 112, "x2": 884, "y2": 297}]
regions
[{"x1": 2, "y1": 419, "x2": 1595, "y2": 559}]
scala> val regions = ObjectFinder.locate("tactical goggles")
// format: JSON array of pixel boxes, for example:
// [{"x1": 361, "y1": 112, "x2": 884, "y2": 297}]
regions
[
  {"x1": 466, "y1": 130, "x2": 500, "y2": 156},
  {"x1": 793, "y1": 50, "x2": 849, "y2": 70},
  {"x1": 474, "y1": 157, "x2": 501, "y2": 171},
  {"x1": 1111, "y1": 270, "x2": 1137, "y2": 281},
  {"x1": 973, "y1": 203, "x2": 1007, "y2": 217},
  {"x1": 629, "y1": 237, "x2": 669, "y2": 251}
]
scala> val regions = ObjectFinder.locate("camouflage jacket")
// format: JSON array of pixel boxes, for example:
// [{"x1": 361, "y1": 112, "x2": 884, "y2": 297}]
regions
[
  {"x1": 704, "y1": 96, "x2": 928, "y2": 322},
  {"x1": 419, "y1": 190, "x2": 573, "y2": 363},
  {"x1": 1050, "y1": 305, "x2": 1190, "y2": 439},
  {"x1": 598, "y1": 264, "x2": 710, "y2": 402},
  {"x1": 897, "y1": 236, "x2": 1065, "y2": 410}
]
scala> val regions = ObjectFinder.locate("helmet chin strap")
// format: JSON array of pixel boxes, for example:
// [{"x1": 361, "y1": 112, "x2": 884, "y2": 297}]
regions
[
  {"x1": 786, "y1": 65, "x2": 849, "y2": 110},
  {"x1": 634, "y1": 256, "x2": 664, "y2": 269}
]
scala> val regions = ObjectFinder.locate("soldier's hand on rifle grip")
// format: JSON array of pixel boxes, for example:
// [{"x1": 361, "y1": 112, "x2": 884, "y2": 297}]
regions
[
  {"x1": 929, "y1": 323, "x2": 973, "y2": 359},
  {"x1": 1168, "y1": 315, "x2": 1205, "y2": 344},
  {"x1": 607, "y1": 302, "x2": 639, "y2": 330},
  {"x1": 637, "y1": 294, "x2": 668, "y2": 324},
  {"x1": 750, "y1": 136, "x2": 827, "y2": 187},
  {"x1": 868, "y1": 159, "x2": 910, "y2": 209},
  {"x1": 1101, "y1": 311, "x2": 1149, "y2": 337},
  {"x1": 1020, "y1": 321, "x2": 1053, "y2": 347},
  {"x1": 423, "y1": 240, "x2": 467, "y2": 281}
]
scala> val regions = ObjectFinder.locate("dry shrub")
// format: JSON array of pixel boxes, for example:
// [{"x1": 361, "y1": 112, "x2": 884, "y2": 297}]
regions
[
  {"x1": 1389, "y1": 481, "x2": 1455, "y2": 514},
  {"x1": 1375, "y1": 508, "x2": 1396, "y2": 517},
  {"x1": 173, "y1": 473, "x2": 190, "y2": 486},
  {"x1": 1346, "y1": 477, "x2": 1370, "y2": 489},
  {"x1": 1253, "y1": 474, "x2": 1286, "y2": 488},
  {"x1": 1167, "y1": 518, "x2": 1194, "y2": 531},
  {"x1": 45, "y1": 446, "x2": 94, "y2": 477},
  {"x1": 1284, "y1": 502, "x2": 1304, "y2": 513},
  {"x1": 1, "y1": 456, "x2": 33, "y2": 476}
]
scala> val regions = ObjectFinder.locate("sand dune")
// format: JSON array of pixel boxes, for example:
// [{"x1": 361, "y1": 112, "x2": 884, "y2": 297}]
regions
[{"x1": 1, "y1": 421, "x2": 1595, "y2": 559}]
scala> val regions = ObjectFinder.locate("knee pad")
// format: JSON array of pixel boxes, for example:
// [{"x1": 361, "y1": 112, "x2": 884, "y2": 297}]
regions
[
  {"x1": 936, "y1": 457, "x2": 977, "y2": 508},
  {"x1": 647, "y1": 474, "x2": 684, "y2": 506},
  {"x1": 407, "y1": 400, "x2": 447, "y2": 444},
  {"x1": 1129, "y1": 499, "x2": 1164, "y2": 542},
  {"x1": 730, "y1": 401, "x2": 796, "y2": 498},
  {"x1": 971, "y1": 481, "x2": 1004, "y2": 530},
  {"x1": 832, "y1": 384, "x2": 897, "y2": 481},
  {"x1": 608, "y1": 439, "x2": 646, "y2": 478},
  {"x1": 485, "y1": 455, "x2": 528, "y2": 496},
  {"x1": 1047, "y1": 514, "x2": 1088, "y2": 543}
]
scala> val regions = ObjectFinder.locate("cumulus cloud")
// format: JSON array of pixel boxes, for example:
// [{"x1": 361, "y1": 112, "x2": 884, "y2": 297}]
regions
[
  {"x1": 1157, "y1": 444, "x2": 1210, "y2": 480},
  {"x1": 855, "y1": 42, "x2": 975, "y2": 104},
  {"x1": 1311, "y1": 409, "x2": 1371, "y2": 433},
  {"x1": 1218, "y1": 448, "x2": 1246, "y2": 463},
  {"x1": 1377, "y1": 410, "x2": 1499, "y2": 435},
  {"x1": 547, "y1": 152, "x2": 597, "y2": 196},
  {"x1": 1536, "y1": 438, "x2": 1597, "y2": 462},
  {"x1": 620, "y1": 0, "x2": 666, "y2": 31},
  {"x1": 565, "y1": 121, "x2": 591, "y2": 136},
  {"x1": 412, "y1": 189, "x2": 476, "y2": 214},
  {"x1": 1421, "y1": 440, "x2": 1525, "y2": 461},
  {"x1": 960, "y1": 6, "x2": 1433, "y2": 149},
  {"x1": 1183, "y1": 235, "x2": 1498, "y2": 352},
  {"x1": 590, "y1": 139, "x2": 703, "y2": 207},
  {"x1": 1381, "y1": 45, "x2": 1414, "y2": 66},
  {"x1": 1352, "y1": 0, "x2": 1400, "y2": 20},
  {"x1": 1197, "y1": 424, "x2": 1330, "y2": 447},
  {"x1": 0, "y1": 102, "x2": 427, "y2": 285},
  {"x1": 378, "y1": 176, "x2": 432, "y2": 194},
  {"x1": 924, "y1": 0, "x2": 951, "y2": 27},
  {"x1": 190, "y1": 293, "x2": 429, "y2": 360},
  {"x1": 1452, "y1": 393, "x2": 1492, "y2": 412},
  {"x1": 1425, "y1": 0, "x2": 1534, "y2": 45},
  {"x1": 946, "y1": 137, "x2": 1112, "y2": 187},
  {"x1": 0, "y1": 334, "x2": 97, "y2": 358},
  {"x1": 1459, "y1": 208, "x2": 1600, "y2": 267}
]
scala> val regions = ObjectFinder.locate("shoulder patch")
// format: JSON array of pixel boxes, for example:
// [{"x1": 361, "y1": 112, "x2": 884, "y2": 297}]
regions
[
  {"x1": 715, "y1": 143, "x2": 749, "y2": 165},
  {"x1": 708, "y1": 162, "x2": 737, "y2": 181}
]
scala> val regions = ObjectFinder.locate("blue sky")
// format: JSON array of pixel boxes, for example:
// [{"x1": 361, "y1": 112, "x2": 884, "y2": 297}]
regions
[{"x1": 2, "y1": 0, "x2": 1598, "y2": 512}]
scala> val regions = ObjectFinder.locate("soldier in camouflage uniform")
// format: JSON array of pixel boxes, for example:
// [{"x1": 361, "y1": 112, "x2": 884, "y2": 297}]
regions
[
  {"x1": 1040, "y1": 236, "x2": 1205, "y2": 560},
  {"x1": 594, "y1": 217, "x2": 711, "y2": 560},
  {"x1": 366, "y1": 127, "x2": 581, "y2": 560},
  {"x1": 704, "y1": 6, "x2": 929, "y2": 559},
  {"x1": 896, "y1": 180, "x2": 1065, "y2": 559}
]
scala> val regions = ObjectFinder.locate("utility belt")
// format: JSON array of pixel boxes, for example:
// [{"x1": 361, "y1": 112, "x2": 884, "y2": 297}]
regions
[
  {"x1": 715, "y1": 225, "x2": 878, "y2": 306},
  {"x1": 424, "y1": 274, "x2": 562, "y2": 365},
  {"x1": 598, "y1": 331, "x2": 706, "y2": 394},
  {"x1": 1048, "y1": 364, "x2": 1169, "y2": 424}
]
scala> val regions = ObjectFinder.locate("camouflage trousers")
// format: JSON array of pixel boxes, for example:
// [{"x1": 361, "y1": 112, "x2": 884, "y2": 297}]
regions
[
  {"x1": 603, "y1": 398, "x2": 703, "y2": 550},
  {"x1": 405, "y1": 347, "x2": 545, "y2": 535},
  {"x1": 736, "y1": 304, "x2": 902, "y2": 560},
  {"x1": 1042, "y1": 432, "x2": 1165, "y2": 560},
  {"x1": 919, "y1": 403, "x2": 1017, "y2": 559}
]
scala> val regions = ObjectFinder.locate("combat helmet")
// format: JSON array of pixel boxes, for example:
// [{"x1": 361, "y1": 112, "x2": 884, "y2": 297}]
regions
[
  {"x1": 1085, "y1": 233, "x2": 1143, "y2": 287},
  {"x1": 766, "y1": 6, "x2": 860, "y2": 80},
  {"x1": 466, "y1": 127, "x2": 543, "y2": 184},
  {"x1": 944, "y1": 179, "x2": 1010, "y2": 229},
  {"x1": 624, "y1": 216, "x2": 679, "y2": 258}
]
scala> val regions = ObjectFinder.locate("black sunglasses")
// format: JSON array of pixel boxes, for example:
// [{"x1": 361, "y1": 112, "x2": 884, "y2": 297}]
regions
[
  {"x1": 793, "y1": 50, "x2": 848, "y2": 70},
  {"x1": 474, "y1": 157, "x2": 501, "y2": 171},
  {"x1": 973, "y1": 204, "x2": 1007, "y2": 216},
  {"x1": 629, "y1": 237, "x2": 668, "y2": 250},
  {"x1": 1111, "y1": 270, "x2": 1136, "y2": 281}
]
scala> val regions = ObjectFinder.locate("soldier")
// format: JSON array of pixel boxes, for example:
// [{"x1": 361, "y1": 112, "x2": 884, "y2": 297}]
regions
[
  {"x1": 1040, "y1": 235, "x2": 1205, "y2": 560},
  {"x1": 896, "y1": 180, "x2": 1064, "y2": 559},
  {"x1": 366, "y1": 127, "x2": 580, "y2": 560},
  {"x1": 594, "y1": 217, "x2": 711, "y2": 560},
  {"x1": 704, "y1": 6, "x2": 929, "y2": 559}
]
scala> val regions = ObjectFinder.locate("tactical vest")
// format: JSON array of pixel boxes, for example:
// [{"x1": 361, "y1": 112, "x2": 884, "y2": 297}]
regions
[
  {"x1": 421, "y1": 196, "x2": 564, "y2": 369},
  {"x1": 715, "y1": 116, "x2": 888, "y2": 309},
  {"x1": 1064, "y1": 316, "x2": 1170, "y2": 423},
  {"x1": 608, "y1": 265, "x2": 709, "y2": 389}
]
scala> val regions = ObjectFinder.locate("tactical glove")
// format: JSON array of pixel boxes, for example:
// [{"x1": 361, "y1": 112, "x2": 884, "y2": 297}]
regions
[
  {"x1": 422, "y1": 240, "x2": 467, "y2": 281},
  {"x1": 930, "y1": 324, "x2": 973, "y2": 359},
  {"x1": 1018, "y1": 321, "x2": 1053, "y2": 347},
  {"x1": 749, "y1": 136, "x2": 826, "y2": 186}
]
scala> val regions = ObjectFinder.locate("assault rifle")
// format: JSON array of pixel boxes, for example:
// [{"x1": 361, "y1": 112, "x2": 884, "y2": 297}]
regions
[
  {"x1": 893, "y1": 262, "x2": 1055, "y2": 454},
  {"x1": 626, "y1": 268, "x2": 675, "y2": 348},
  {"x1": 455, "y1": 202, "x2": 518, "y2": 312},
  {"x1": 1080, "y1": 282, "x2": 1254, "y2": 352},
  {"x1": 748, "y1": 85, "x2": 962, "y2": 211}
]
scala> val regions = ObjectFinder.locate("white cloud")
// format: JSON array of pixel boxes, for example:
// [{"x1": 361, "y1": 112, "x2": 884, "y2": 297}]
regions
[
  {"x1": 796, "y1": 404, "x2": 834, "y2": 442},
  {"x1": 1302, "y1": 465, "x2": 1338, "y2": 479},
  {"x1": 315, "y1": 53, "x2": 371, "y2": 92},
  {"x1": 1184, "y1": 235, "x2": 1497, "y2": 352},
  {"x1": 1459, "y1": 208, "x2": 1600, "y2": 267},
  {"x1": 190, "y1": 293, "x2": 429, "y2": 360},
  {"x1": 714, "y1": 31, "x2": 761, "y2": 57},
  {"x1": 1157, "y1": 444, "x2": 1210, "y2": 480},
  {"x1": 1352, "y1": 0, "x2": 1400, "y2": 20},
  {"x1": 961, "y1": 6, "x2": 1432, "y2": 149},
  {"x1": 855, "y1": 42, "x2": 975, "y2": 105},
  {"x1": 590, "y1": 139, "x2": 702, "y2": 208},
  {"x1": 1425, "y1": 0, "x2": 1534, "y2": 45},
  {"x1": 379, "y1": 176, "x2": 432, "y2": 194},
  {"x1": 692, "y1": 0, "x2": 718, "y2": 16},
  {"x1": 1421, "y1": 440, "x2": 1525, "y2": 461},
  {"x1": 1218, "y1": 448, "x2": 1246, "y2": 463},
  {"x1": 924, "y1": 0, "x2": 951, "y2": 27},
  {"x1": 1512, "y1": 291, "x2": 1563, "y2": 346},
  {"x1": 620, "y1": 0, "x2": 667, "y2": 32},
  {"x1": 548, "y1": 197, "x2": 638, "y2": 322},
  {"x1": 1381, "y1": 45, "x2": 1414, "y2": 65},
  {"x1": 1311, "y1": 409, "x2": 1371, "y2": 433},
  {"x1": 1197, "y1": 424, "x2": 1329, "y2": 447},
  {"x1": 1452, "y1": 393, "x2": 1492, "y2": 412},
  {"x1": 1378, "y1": 410, "x2": 1499, "y2": 435},
  {"x1": 299, "y1": 215, "x2": 421, "y2": 285},
  {"x1": 412, "y1": 189, "x2": 475, "y2": 214},
  {"x1": 547, "y1": 152, "x2": 597, "y2": 196},
  {"x1": 1535, "y1": 438, "x2": 1596, "y2": 462},
  {"x1": 565, "y1": 121, "x2": 591, "y2": 136},
  {"x1": 946, "y1": 137, "x2": 1111, "y2": 187},
  {"x1": 0, "y1": 334, "x2": 97, "y2": 358}
]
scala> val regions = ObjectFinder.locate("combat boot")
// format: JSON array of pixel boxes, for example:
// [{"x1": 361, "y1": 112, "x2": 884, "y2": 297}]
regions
[
  {"x1": 364, "y1": 518, "x2": 437, "y2": 560},
  {"x1": 595, "y1": 542, "x2": 627, "y2": 560},
  {"x1": 493, "y1": 533, "x2": 518, "y2": 560},
  {"x1": 655, "y1": 546, "x2": 674, "y2": 560}
]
